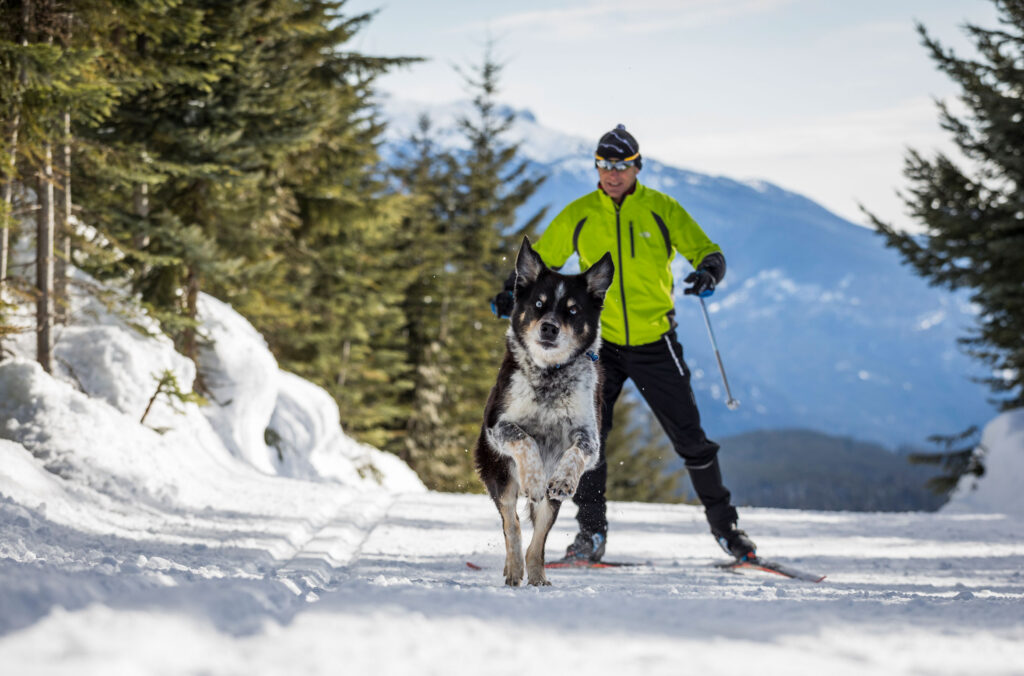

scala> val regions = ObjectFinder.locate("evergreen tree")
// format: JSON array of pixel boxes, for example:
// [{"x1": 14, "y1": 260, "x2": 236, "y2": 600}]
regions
[
  {"x1": 908, "y1": 425, "x2": 986, "y2": 497},
  {"x1": 0, "y1": 0, "x2": 119, "y2": 366},
  {"x1": 0, "y1": 0, "x2": 29, "y2": 353},
  {"x1": 391, "y1": 115, "x2": 471, "y2": 483},
  {"x1": 868, "y1": 1, "x2": 1024, "y2": 410},
  {"x1": 131, "y1": 1, "x2": 297, "y2": 370},
  {"x1": 69, "y1": 1, "x2": 263, "y2": 371},
  {"x1": 392, "y1": 48, "x2": 546, "y2": 491},
  {"x1": 67, "y1": 1, "x2": 416, "y2": 447},
  {"x1": 68, "y1": 0, "x2": 205, "y2": 345},
  {"x1": 440, "y1": 51, "x2": 547, "y2": 492},
  {"x1": 3, "y1": 2, "x2": 425, "y2": 462},
  {"x1": 72, "y1": 1, "x2": 411, "y2": 395},
  {"x1": 222, "y1": 2, "x2": 418, "y2": 450},
  {"x1": 604, "y1": 393, "x2": 689, "y2": 504}
]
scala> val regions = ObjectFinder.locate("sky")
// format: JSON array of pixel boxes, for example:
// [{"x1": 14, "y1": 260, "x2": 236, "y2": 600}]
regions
[{"x1": 344, "y1": 0, "x2": 1002, "y2": 232}]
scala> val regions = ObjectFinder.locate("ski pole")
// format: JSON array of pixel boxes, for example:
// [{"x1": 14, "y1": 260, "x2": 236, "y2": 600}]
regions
[{"x1": 697, "y1": 297, "x2": 740, "y2": 410}]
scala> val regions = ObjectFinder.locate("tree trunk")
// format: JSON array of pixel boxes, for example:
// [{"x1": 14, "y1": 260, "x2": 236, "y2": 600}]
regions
[
  {"x1": 32, "y1": 0, "x2": 56, "y2": 373},
  {"x1": 132, "y1": 33, "x2": 151, "y2": 252},
  {"x1": 337, "y1": 339, "x2": 351, "y2": 389},
  {"x1": 54, "y1": 13, "x2": 72, "y2": 324},
  {"x1": 55, "y1": 109, "x2": 71, "y2": 324},
  {"x1": 184, "y1": 264, "x2": 201, "y2": 389},
  {"x1": 132, "y1": 182, "x2": 150, "y2": 250},
  {"x1": 133, "y1": 183, "x2": 149, "y2": 218},
  {"x1": 36, "y1": 144, "x2": 55, "y2": 374},
  {"x1": 0, "y1": 133, "x2": 12, "y2": 363},
  {"x1": 0, "y1": 115, "x2": 15, "y2": 297}
]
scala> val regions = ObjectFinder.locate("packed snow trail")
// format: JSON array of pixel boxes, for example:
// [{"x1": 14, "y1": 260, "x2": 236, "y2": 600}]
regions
[
  {"x1": 2, "y1": 269, "x2": 1022, "y2": 674},
  {"x1": 3, "y1": 490, "x2": 1023, "y2": 675}
]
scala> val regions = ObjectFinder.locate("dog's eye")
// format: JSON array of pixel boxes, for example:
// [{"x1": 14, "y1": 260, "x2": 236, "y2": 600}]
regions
[
  {"x1": 569, "y1": 307, "x2": 578, "y2": 315},
  {"x1": 535, "y1": 300, "x2": 543, "y2": 308}
]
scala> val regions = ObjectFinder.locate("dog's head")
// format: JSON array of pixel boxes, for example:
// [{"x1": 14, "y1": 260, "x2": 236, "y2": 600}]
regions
[{"x1": 511, "y1": 236, "x2": 614, "y2": 368}]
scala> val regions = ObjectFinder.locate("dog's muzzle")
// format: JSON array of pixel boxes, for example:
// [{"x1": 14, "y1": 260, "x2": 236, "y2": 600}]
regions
[{"x1": 539, "y1": 322, "x2": 559, "y2": 344}]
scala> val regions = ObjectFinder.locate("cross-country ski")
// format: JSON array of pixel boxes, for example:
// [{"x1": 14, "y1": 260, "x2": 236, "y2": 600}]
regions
[{"x1": 714, "y1": 557, "x2": 826, "y2": 583}]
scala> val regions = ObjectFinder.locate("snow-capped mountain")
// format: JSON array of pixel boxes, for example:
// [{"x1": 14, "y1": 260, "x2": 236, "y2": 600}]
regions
[{"x1": 382, "y1": 98, "x2": 995, "y2": 449}]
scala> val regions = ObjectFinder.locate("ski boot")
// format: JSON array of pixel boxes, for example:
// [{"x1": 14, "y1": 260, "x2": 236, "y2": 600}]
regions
[
  {"x1": 712, "y1": 523, "x2": 756, "y2": 561},
  {"x1": 564, "y1": 530, "x2": 607, "y2": 562}
]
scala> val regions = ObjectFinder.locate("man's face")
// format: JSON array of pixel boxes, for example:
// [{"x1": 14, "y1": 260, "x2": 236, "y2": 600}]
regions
[{"x1": 597, "y1": 162, "x2": 639, "y2": 202}]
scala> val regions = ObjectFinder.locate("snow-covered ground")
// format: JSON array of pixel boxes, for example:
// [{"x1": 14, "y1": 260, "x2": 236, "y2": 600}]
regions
[
  {"x1": 2, "y1": 489, "x2": 1024, "y2": 675},
  {"x1": 1, "y1": 268, "x2": 1023, "y2": 675}
]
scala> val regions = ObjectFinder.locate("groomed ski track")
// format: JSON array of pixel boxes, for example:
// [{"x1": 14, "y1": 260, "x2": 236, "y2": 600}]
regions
[{"x1": 2, "y1": 492, "x2": 1023, "y2": 675}]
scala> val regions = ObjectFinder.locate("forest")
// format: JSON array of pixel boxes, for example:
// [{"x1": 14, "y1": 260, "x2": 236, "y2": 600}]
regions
[{"x1": 0, "y1": 0, "x2": 680, "y2": 496}]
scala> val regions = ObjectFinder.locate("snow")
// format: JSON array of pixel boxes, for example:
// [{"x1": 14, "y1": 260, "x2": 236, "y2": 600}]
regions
[
  {"x1": 2, "y1": 489, "x2": 1023, "y2": 675},
  {"x1": 1, "y1": 266, "x2": 1024, "y2": 674},
  {"x1": 944, "y1": 409, "x2": 1024, "y2": 517},
  {"x1": 196, "y1": 293, "x2": 282, "y2": 474}
]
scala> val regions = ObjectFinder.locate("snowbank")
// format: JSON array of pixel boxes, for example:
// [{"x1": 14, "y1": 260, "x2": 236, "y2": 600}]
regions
[
  {"x1": 0, "y1": 261, "x2": 426, "y2": 646},
  {"x1": 0, "y1": 266, "x2": 423, "y2": 519},
  {"x1": 944, "y1": 408, "x2": 1024, "y2": 516}
]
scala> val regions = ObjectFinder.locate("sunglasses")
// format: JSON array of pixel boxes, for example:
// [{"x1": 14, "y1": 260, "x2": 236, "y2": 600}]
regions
[{"x1": 594, "y1": 155, "x2": 638, "y2": 171}]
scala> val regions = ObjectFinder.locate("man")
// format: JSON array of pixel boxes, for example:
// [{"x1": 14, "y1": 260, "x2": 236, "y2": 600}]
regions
[{"x1": 491, "y1": 124, "x2": 756, "y2": 562}]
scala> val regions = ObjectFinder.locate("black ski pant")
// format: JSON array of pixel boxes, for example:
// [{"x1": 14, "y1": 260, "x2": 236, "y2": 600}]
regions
[{"x1": 573, "y1": 332, "x2": 739, "y2": 537}]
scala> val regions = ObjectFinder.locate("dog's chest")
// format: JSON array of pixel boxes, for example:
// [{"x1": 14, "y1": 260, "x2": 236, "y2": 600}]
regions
[{"x1": 501, "y1": 367, "x2": 596, "y2": 450}]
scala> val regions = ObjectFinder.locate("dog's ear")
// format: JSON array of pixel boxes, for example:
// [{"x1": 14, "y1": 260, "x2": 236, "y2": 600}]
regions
[
  {"x1": 515, "y1": 236, "x2": 545, "y2": 290},
  {"x1": 584, "y1": 252, "x2": 615, "y2": 300}
]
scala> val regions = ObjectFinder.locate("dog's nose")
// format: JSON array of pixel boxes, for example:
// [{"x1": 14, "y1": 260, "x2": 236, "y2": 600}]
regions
[{"x1": 540, "y1": 322, "x2": 559, "y2": 341}]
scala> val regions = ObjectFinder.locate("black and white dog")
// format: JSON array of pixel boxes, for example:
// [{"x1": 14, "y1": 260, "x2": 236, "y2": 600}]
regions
[{"x1": 474, "y1": 237, "x2": 614, "y2": 586}]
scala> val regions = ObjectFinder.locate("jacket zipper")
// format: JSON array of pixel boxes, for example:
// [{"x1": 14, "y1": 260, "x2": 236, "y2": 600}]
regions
[
  {"x1": 629, "y1": 221, "x2": 635, "y2": 258},
  {"x1": 615, "y1": 205, "x2": 630, "y2": 345}
]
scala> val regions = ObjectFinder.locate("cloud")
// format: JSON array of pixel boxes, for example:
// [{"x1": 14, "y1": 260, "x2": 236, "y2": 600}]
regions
[
  {"x1": 454, "y1": 0, "x2": 800, "y2": 41},
  {"x1": 647, "y1": 97, "x2": 974, "y2": 233},
  {"x1": 659, "y1": 97, "x2": 953, "y2": 161},
  {"x1": 809, "y1": 19, "x2": 917, "y2": 49}
]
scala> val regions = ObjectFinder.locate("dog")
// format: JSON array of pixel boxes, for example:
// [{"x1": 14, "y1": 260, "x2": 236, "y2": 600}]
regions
[{"x1": 474, "y1": 236, "x2": 614, "y2": 586}]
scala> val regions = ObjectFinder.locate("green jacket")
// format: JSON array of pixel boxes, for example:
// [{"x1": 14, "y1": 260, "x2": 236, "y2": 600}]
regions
[{"x1": 533, "y1": 181, "x2": 722, "y2": 346}]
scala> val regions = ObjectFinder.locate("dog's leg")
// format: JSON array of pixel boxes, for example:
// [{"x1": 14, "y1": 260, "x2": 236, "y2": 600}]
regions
[
  {"x1": 488, "y1": 422, "x2": 545, "y2": 503},
  {"x1": 496, "y1": 480, "x2": 524, "y2": 586},
  {"x1": 546, "y1": 427, "x2": 598, "y2": 500},
  {"x1": 525, "y1": 498, "x2": 561, "y2": 586}
]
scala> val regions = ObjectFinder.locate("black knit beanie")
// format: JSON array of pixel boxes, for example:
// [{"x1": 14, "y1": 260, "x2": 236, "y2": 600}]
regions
[{"x1": 596, "y1": 124, "x2": 642, "y2": 169}]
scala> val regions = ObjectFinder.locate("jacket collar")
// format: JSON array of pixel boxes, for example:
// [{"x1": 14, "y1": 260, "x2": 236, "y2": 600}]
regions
[{"x1": 597, "y1": 180, "x2": 640, "y2": 208}]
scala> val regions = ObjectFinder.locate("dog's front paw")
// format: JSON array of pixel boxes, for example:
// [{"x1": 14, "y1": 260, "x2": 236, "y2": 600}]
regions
[
  {"x1": 512, "y1": 443, "x2": 547, "y2": 502},
  {"x1": 519, "y1": 472, "x2": 546, "y2": 502},
  {"x1": 546, "y1": 475, "x2": 578, "y2": 501},
  {"x1": 527, "y1": 566, "x2": 551, "y2": 586},
  {"x1": 504, "y1": 557, "x2": 524, "y2": 587},
  {"x1": 547, "y1": 446, "x2": 585, "y2": 501}
]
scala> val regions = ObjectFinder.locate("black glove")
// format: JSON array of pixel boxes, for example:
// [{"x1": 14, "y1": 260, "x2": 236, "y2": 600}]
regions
[
  {"x1": 683, "y1": 269, "x2": 716, "y2": 298},
  {"x1": 491, "y1": 290, "x2": 514, "y2": 318}
]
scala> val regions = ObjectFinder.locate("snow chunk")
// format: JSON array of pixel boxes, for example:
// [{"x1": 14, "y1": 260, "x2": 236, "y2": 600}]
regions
[
  {"x1": 196, "y1": 294, "x2": 281, "y2": 474},
  {"x1": 269, "y1": 371, "x2": 424, "y2": 493},
  {"x1": 56, "y1": 324, "x2": 195, "y2": 422},
  {"x1": 944, "y1": 408, "x2": 1024, "y2": 516}
]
